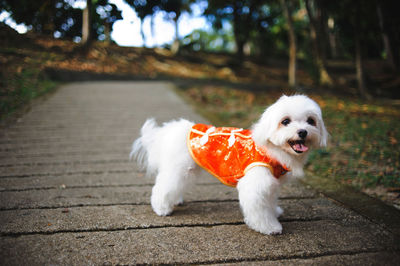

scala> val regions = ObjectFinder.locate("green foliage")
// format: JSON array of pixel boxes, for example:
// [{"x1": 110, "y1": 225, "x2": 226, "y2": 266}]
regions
[
  {"x1": 313, "y1": 99, "x2": 400, "y2": 188},
  {"x1": 0, "y1": 65, "x2": 57, "y2": 119},
  {"x1": 3, "y1": 0, "x2": 400, "y2": 69},
  {"x1": 0, "y1": 0, "x2": 121, "y2": 41},
  {"x1": 182, "y1": 29, "x2": 235, "y2": 52},
  {"x1": 204, "y1": 1, "x2": 285, "y2": 57}
]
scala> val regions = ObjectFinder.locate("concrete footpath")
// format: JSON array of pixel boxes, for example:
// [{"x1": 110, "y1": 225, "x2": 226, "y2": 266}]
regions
[{"x1": 0, "y1": 81, "x2": 399, "y2": 265}]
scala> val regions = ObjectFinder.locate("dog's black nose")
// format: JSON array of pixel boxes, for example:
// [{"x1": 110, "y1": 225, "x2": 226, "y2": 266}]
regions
[{"x1": 298, "y1": 129, "x2": 308, "y2": 139}]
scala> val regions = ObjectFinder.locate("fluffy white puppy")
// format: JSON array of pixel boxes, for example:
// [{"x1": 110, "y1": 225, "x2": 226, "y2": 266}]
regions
[{"x1": 131, "y1": 95, "x2": 327, "y2": 235}]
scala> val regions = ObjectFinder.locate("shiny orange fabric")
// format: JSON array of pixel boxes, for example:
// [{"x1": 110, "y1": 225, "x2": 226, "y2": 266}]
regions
[{"x1": 187, "y1": 124, "x2": 290, "y2": 187}]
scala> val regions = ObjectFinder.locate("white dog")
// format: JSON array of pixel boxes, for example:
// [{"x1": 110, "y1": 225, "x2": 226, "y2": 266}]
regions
[{"x1": 131, "y1": 95, "x2": 327, "y2": 235}]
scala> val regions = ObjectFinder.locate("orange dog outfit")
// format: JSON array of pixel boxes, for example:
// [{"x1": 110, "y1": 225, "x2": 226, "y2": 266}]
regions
[{"x1": 187, "y1": 124, "x2": 290, "y2": 187}]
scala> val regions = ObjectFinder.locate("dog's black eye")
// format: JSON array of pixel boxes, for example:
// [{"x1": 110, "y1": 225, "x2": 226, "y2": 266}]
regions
[
  {"x1": 281, "y1": 118, "x2": 291, "y2": 126},
  {"x1": 307, "y1": 117, "x2": 316, "y2": 126}
]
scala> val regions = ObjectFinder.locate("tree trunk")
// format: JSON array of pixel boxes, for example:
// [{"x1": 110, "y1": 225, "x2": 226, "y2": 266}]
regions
[
  {"x1": 235, "y1": 38, "x2": 245, "y2": 61},
  {"x1": 104, "y1": 22, "x2": 111, "y2": 45},
  {"x1": 377, "y1": 3, "x2": 395, "y2": 71},
  {"x1": 150, "y1": 14, "x2": 156, "y2": 47},
  {"x1": 304, "y1": 0, "x2": 333, "y2": 86},
  {"x1": 319, "y1": 7, "x2": 329, "y2": 61},
  {"x1": 327, "y1": 17, "x2": 337, "y2": 59},
  {"x1": 140, "y1": 18, "x2": 146, "y2": 47},
  {"x1": 354, "y1": 24, "x2": 372, "y2": 100},
  {"x1": 171, "y1": 16, "x2": 180, "y2": 54},
  {"x1": 281, "y1": 0, "x2": 297, "y2": 89},
  {"x1": 81, "y1": 0, "x2": 92, "y2": 48},
  {"x1": 232, "y1": 1, "x2": 246, "y2": 61}
]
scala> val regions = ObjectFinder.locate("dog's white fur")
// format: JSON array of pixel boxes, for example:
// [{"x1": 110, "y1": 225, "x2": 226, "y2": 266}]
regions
[{"x1": 131, "y1": 95, "x2": 327, "y2": 234}]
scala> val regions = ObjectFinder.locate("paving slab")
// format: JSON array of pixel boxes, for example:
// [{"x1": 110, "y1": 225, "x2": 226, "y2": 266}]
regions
[
  {"x1": 0, "y1": 81, "x2": 399, "y2": 265},
  {"x1": 0, "y1": 181, "x2": 315, "y2": 210},
  {"x1": 219, "y1": 252, "x2": 400, "y2": 265},
  {"x1": 0, "y1": 160, "x2": 137, "y2": 177},
  {"x1": 0, "y1": 170, "x2": 314, "y2": 199},
  {"x1": 0, "y1": 219, "x2": 397, "y2": 265},
  {"x1": 0, "y1": 150, "x2": 129, "y2": 164},
  {"x1": 0, "y1": 198, "x2": 354, "y2": 235}
]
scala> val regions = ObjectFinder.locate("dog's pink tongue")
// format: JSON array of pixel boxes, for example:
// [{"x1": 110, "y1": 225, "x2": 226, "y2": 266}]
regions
[{"x1": 294, "y1": 143, "x2": 309, "y2": 152}]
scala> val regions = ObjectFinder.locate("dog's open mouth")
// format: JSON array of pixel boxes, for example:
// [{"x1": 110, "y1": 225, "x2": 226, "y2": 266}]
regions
[{"x1": 288, "y1": 140, "x2": 309, "y2": 153}]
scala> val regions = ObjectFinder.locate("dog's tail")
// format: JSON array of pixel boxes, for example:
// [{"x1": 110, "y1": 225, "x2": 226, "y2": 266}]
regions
[{"x1": 130, "y1": 118, "x2": 159, "y2": 176}]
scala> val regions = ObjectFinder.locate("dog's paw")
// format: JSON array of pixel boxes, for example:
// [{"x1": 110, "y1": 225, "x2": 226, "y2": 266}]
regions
[
  {"x1": 258, "y1": 222, "x2": 283, "y2": 235},
  {"x1": 265, "y1": 225, "x2": 283, "y2": 235},
  {"x1": 151, "y1": 195, "x2": 174, "y2": 216},
  {"x1": 245, "y1": 217, "x2": 283, "y2": 235},
  {"x1": 152, "y1": 204, "x2": 173, "y2": 216},
  {"x1": 175, "y1": 196, "x2": 184, "y2": 206},
  {"x1": 275, "y1": 206, "x2": 284, "y2": 218}
]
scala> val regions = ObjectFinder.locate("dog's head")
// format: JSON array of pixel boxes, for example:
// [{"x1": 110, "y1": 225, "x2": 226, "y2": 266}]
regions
[{"x1": 252, "y1": 95, "x2": 328, "y2": 157}]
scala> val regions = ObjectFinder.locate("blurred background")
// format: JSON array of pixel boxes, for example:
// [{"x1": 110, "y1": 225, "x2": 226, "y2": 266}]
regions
[{"x1": 0, "y1": 0, "x2": 399, "y2": 207}]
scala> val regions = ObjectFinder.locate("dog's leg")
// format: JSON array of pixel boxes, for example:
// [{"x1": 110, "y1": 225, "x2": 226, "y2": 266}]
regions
[
  {"x1": 140, "y1": 119, "x2": 195, "y2": 216},
  {"x1": 237, "y1": 167, "x2": 282, "y2": 235},
  {"x1": 151, "y1": 166, "x2": 191, "y2": 216}
]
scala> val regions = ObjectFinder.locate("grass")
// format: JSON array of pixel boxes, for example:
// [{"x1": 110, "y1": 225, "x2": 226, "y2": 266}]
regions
[
  {"x1": 0, "y1": 67, "x2": 58, "y2": 120},
  {"x1": 176, "y1": 84, "x2": 400, "y2": 203},
  {"x1": 0, "y1": 47, "x2": 59, "y2": 121},
  {"x1": 314, "y1": 98, "x2": 400, "y2": 188}
]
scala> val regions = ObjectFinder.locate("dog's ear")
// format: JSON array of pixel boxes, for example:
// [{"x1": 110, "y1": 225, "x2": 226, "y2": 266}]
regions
[
  {"x1": 318, "y1": 117, "x2": 328, "y2": 147},
  {"x1": 251, "y1": 104, "x2": 278, "y2": 146}
]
